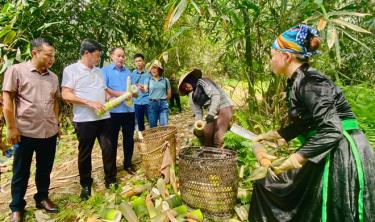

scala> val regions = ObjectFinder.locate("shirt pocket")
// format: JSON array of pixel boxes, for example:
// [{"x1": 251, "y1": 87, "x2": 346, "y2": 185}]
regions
[{"x1": 18, "y1": 76, "x2": 57, "y2": 118}]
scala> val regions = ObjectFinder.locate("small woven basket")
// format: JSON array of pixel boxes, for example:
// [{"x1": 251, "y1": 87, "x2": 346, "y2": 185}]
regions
[
  {"x1": 138, "y1": 126, "x2": 177, "y2": 179},
  {"x1": 179, "y1": 147, "x2": 238, "y2": 219}
]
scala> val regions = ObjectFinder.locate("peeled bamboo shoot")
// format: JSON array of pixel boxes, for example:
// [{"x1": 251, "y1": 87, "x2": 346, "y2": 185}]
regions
[
  {"x1": 126, "y1": 76, "x2": 132, "y2": 106},
  {"x1": 118, "y1": 202, "x2": 138, "y2": 222},
  {"x1": 97, "y1": 85, "x2": 138, "y2": 116}
]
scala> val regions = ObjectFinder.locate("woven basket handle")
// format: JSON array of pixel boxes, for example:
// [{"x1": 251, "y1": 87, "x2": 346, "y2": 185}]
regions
[{"x1": 140, "y1": 140, "x2": 169, "y2": 155}]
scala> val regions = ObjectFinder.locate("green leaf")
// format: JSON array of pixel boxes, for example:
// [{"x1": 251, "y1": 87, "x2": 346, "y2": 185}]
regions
[
  {"x1": 314, "y1": 0, "x2": 323, "y2": 6},
  {"x1": 3, "y1": 30, "x2": 16, "y2": 44},
  {"x1": 163, "y1": 0, "x2": 187, "y2": 32},
  {"x1": 330, "y1": 19, "x2": 372, "y2": 34},
  {"x1": 190, "y1": 0, "x2": 201, "y2": 15},
  {"x1": 1, "y1": 3, "x2": 11, "y2": 13},
  {"x1": 0, "y1": 27, "x2": 11, "y2": 39},
  {"x1": 341, "y1": 29, "x2": 372, "y2": 53},
  {"x1": 0, "y1": 57, "x2": 14, "y2": 73},
  {"x1": 37, "y1": 21, "x2": 63, "y2": 31}
]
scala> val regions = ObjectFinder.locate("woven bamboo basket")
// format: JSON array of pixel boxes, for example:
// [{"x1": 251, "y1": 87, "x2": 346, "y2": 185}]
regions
[
  {"x1": 138, "y1": 126, "x2": 177, "y2": 179},
  {"x1": 179, "y1": 147, "x2": 238, "y2": 219}
]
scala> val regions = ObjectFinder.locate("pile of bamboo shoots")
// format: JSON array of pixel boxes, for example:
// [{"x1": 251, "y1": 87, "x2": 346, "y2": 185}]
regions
[{"x1": 94, "y1": 164, "x2": 204, "y2": 222}]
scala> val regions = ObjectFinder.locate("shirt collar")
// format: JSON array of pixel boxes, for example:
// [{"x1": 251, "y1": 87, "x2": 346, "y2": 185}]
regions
[
  {"x1": 151, "y1": 76, "x2": 164, "y2": 81},
  {"x1": 27, "y1": 60, "x2": 50, "y2": 76},
  {"x1": 77, "y1": 60, "x2": 95, "y2": 71},
  {"x1": 111, "y1": 64, "x2": 127, "y2": 71},
  {"x1": 135, "y1": 69, "x2": 145, "y2": 74}
]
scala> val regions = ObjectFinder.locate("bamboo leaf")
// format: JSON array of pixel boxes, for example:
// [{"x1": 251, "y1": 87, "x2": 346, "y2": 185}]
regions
[
  {"x1": 190, "y1": 0, "x2": 201, "y2": 15},
  {"x1": 327, "y1": 11, "x2": 370, "y2": 17},
  {"x1": 163, "y1": 0, "x2": 188, "y2": 32},
  {"x1": 208, "y1": 7, "x2": 216, "y2": 17},
  {"x1": 0, "y1": 27, "x2": 11, "y2": 39},
  {"x1": 0, "y1": 56, "x2": 14, "y2": 74},
  {"x1": 317, "y1": 18, "x2": 327, "y2": 31},
  {"x1": 303, "y1": 12, "x2": 323, "y2": 23},
  {"x1": 341, "y1": 29, "x2": 372, "y2": 53},
  {"x1": 327, "y1": 25, "x2": 337, "y2": 49},
  {"x1": 163, "y1": 3, "x2": 176, "y2": 32},
  {"x1": 335, "y1": 39, "x2": 342, "y2": 67},
  {"x1": 162, "y1": 51, "x2": 169, "y2": 63},
  {"x1": 15, "y1": 47, "x2": 21, "y2": 61},
  {"x1": 37, "y1": 21, "x2": 62, "y2": 31},
  {"x1": 314, "y1": 0, "x2": 323, "y2": 6},
  {"x1": 330, "y1": 19, "x2": 372, "y2": 34}
]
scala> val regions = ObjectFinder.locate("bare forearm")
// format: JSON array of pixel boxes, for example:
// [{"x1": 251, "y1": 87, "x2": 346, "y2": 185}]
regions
[
  {"x1": 3, "y1": 108, "x2": 17, "y2": 129},
  {"x1": 3, "y1": 92, "x2": 17, "y2": 129},
  {"x1": 107, "y1": 88, "x2": 126, "y2": 97}
]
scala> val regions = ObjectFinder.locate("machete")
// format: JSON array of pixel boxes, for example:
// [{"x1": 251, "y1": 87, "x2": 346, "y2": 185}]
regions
[{"x1": 229, "y1": 123, "x2": 278, "y2": 148}]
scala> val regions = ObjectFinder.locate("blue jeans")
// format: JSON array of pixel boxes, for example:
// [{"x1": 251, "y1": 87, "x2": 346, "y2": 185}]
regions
[
  {"x1": 134, "y1": 104, "x2": 149, "y2": 131},
  {"x1": 148, "y1": 100, "x2": 169, "y2": 128}
]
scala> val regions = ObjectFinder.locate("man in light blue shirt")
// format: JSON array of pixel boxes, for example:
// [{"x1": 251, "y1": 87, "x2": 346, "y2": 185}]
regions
[
  {"x1": 131, "y1": 53, "x2": 151, "y2": 131},
  {"x1": 101, "y1": 48, "x2": 136, "y2": 176}
]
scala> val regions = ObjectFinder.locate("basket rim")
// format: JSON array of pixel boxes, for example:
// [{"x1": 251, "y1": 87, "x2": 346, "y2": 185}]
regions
[
  {"x1": 179, "y1": 146, "x2": 237, "y2": 161},
  {"x1": 139, "y1": 141, "x2": 169, "y2": 155}
]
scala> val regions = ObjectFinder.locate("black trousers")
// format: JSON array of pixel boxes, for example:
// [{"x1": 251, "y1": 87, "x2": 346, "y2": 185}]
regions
[
  {"x1": 170, "y1": 93, "x2": 181, "y2": 112},
  {"x1": 110, "y1": 112, "x2": 135, "y2": 168},
  {"x1": 10, "y1": 134, "x2": 57, "y2": 212},
  {"x1": 73, "y1": 119, "x2": 115, "y2": 187}
]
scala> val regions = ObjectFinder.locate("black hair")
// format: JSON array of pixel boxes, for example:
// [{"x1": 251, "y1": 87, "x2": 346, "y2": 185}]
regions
[
  {"x1": 30, "y1": 38, "x2": 54, "y2": 49},
  {"x1": 296, "y1": 35, "x2": 322, "y2": 63},
  {"x1": 110, "y1": 47, "x2": 124, "y2": 54},
  {"x1": 80, "y1": 39, "x2": 102, "y2": 55},
  {"x1": 133, "y1": 53, "x2": 145, "y2": 60}
]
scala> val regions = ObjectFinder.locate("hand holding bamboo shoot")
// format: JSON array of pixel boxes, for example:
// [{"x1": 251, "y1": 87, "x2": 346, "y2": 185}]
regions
[{"x1": 97, "y1": 85, "x2": 138, "y2": 116}]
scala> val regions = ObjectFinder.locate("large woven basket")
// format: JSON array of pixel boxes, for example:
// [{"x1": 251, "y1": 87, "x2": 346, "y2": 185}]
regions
[
  {"x1": 138, "y1": 126, "x2": 177, "y2": 179},
  {"x1": 179, "y1": 147, "x2": 238, "y2": 219}
]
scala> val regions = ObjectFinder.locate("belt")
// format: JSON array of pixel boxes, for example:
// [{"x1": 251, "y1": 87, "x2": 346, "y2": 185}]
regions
[{"x1": 298, "y1": 119, "x2": 364, "y2": 222}]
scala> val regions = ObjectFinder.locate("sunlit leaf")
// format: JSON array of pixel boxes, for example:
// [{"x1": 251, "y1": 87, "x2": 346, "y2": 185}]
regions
[
  {"x1": 3, "y1": 30, "x2": 16, "y2": 44},
  {"x1": 317, "y1": 18, "x2": 327, "y2": 31},
  {"x1": 37, "y1": 21, "x2": 63, "y2": 31},
  {"x1": 327, "y1": 11, "x2": 370, "y2": 17},
  {"x1": 15, "y1": 47, "x2": 21, "y2": 61},
  {"x1": 331, "y1": 19, "x2": 372, "y2": 34},
  {"x1": 335, "y1": 39, "x2": 342, "y2": 67},
  {"x1": 163, "y1": 0, "x2": 187, "y2": 32},
  {"x1": 162, "y1": 51, "x2": 168, "y2": 63},
  {"x1": 191, "y1": 0, "x2": 201, "y2": 15},
  {"x1": 341, "y1": 29, "x2": 372, "y2": 53},
  {"x1": 327, "y1": 25, "x2": 337, "y2": 49},
  {"x1": 314, "y1": 0, "x2": 323, "y2": 6}
]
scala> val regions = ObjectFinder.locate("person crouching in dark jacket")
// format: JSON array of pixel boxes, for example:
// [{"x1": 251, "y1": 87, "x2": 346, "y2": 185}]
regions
[{"x1": 178, "y1": 69, "x2": 233, "y2": 148}]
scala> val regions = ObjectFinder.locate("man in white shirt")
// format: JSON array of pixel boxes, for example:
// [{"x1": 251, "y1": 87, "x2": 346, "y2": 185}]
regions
[{"x1": 61, "y1": 39, "x2": 116, "y2": 200}]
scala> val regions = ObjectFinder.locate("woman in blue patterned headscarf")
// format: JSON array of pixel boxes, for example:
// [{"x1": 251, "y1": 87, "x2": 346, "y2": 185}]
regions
[{"x1": 248, "y1": 24, "x2": 375, "y2": 221}]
